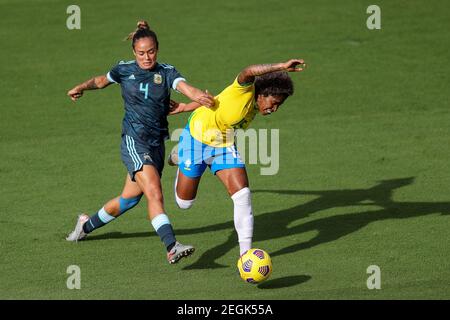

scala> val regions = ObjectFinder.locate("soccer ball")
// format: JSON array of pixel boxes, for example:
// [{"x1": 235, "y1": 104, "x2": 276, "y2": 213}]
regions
[{"x1": 237, "y1": 248, "x2": 272, "y2": 284}]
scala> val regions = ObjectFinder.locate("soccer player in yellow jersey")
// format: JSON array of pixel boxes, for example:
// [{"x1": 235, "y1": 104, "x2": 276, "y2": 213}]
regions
[{"x1": 168, "y1": 59, "x2": 306, "y2": 257}]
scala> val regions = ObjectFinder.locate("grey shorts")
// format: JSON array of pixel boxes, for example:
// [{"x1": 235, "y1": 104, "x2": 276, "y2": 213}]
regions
[{"x1": 120, "y1": 134, "x2": 165, "y2": 181}]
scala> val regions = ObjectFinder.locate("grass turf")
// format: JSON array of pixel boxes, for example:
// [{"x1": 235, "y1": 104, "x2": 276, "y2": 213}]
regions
[{"x1": 0, "y1": 0, "x2": 449, "y2": 299}]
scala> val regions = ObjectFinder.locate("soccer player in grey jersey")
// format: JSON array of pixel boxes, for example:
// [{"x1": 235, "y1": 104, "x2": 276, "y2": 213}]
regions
[{"x1": 66, "y1": 21, "x2": 215, "y2": 264}]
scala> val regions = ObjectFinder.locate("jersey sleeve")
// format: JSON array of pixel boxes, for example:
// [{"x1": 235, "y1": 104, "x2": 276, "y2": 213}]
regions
[
  {"x1": 214, "y1": 77, "x2": 255, "y2": 128},
  {"x1": 231, "y1": 76, "x2": 255, "y2": 93},
  {"x1": 106, "y1": 63, "x2": 122, "y2": 84},
  {"x1": 162, "y1": 64, "x2": 186, "y2": 92}
]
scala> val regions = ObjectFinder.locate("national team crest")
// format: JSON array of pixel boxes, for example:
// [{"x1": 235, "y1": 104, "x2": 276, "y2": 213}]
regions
[{"x1": 153, "y1": 74, "x2": 162, "y2": 84}]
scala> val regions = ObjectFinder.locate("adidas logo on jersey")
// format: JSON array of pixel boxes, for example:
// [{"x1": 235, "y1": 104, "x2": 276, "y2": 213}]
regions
[{"x1": 128, "y1": 74, "x2": 135, "y2": 80}]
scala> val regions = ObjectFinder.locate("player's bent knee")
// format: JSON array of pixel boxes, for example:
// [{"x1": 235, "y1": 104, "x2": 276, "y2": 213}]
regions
[
  {"x1": 119, "y1": 194, "x2": 143, "y2": 214},
  {"x1": 175, "y1": 192, "x2": 195, "y2": 210}
]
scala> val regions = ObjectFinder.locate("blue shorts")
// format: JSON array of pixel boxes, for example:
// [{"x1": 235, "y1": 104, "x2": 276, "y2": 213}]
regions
[
  {"x1": 121, "y1": 134, "x2": 165, "y2": 181},
  {"x1": 178, "y1": 125, "x2": 245, "y2": 178}
]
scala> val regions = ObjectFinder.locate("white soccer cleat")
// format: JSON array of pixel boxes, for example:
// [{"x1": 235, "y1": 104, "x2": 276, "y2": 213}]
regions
[
  {"x1": 66, "y1": 214, "x2": 89, "y2": 242},
  {"x1": 167, "y1": 242, "x2": 195, "y2": 264}
]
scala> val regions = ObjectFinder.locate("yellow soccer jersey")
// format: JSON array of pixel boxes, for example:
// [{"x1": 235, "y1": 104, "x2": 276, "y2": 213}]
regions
[{"x1": 189, "y1": 77, "x2": 258, "y2": 147}]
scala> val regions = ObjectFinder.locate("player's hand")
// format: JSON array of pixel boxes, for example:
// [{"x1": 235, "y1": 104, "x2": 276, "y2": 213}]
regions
[
  {"x1": 169, "y1": 99, "x2": 185, "y2": 115},
  {"x1": 282, "y1": 59, "x2": 306, "y2": 72},
  {"x1": 169, "y1": 99, "x2": 180, "y2": 111},
  {"x1": 195, "y1": 89, "x2": 215, "y2": 108},
  {"x1": 67, "y1": 87, "x2": 83, "y2": 101}
]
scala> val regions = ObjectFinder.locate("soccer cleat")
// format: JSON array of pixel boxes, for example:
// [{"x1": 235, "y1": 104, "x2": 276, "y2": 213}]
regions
[
  {"x1": 167, "y1": 242, "x2": 195, "y2": 264},
  {"x1": 167, "y1": 145, "x2": 179, "y2": 166},
  {"x1": 66, "y1": 214, "x2": 89, "y2": 242}
]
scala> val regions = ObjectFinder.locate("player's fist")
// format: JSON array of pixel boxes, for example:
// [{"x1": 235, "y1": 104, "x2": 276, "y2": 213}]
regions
[
  {"x1": 282, "y1": 59, "x2": 306, "y2": 72},
  {"x1": 67, "y1": 87, "x2": 83, "y2": 101}
]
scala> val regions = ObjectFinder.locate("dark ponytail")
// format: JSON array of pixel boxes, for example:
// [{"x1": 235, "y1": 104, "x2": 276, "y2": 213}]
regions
[{"x1": 124, "y1": 20, "x2": 159, "y2": 49}]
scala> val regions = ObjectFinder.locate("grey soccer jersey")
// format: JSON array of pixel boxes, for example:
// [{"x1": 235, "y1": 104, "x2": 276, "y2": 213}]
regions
[{"x1": 107, "y1": 60, "x2": 185, "y2": 146}]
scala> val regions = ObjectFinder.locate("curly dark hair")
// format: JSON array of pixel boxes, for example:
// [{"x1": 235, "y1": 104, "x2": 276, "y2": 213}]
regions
[{"x1": 254, "y1": 71, "x2": 294, "y2": 98}]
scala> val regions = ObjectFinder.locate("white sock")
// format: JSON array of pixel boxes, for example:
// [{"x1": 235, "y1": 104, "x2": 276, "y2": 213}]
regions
[
  {"x1": 231, "y1": 187, "x2": 254, "y2": 255},
  {"x1": 174, "y1": 168, "x2": 195, "y2": 209}
]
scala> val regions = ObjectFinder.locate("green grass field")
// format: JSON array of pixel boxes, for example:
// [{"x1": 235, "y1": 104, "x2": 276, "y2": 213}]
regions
[{"x1": 1, "y1": 0, "x2": 449, "y2": 300}]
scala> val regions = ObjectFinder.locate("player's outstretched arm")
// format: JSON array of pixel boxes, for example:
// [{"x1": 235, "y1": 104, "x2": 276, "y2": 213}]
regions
[
  {"x1": 237, "y1": 59, "x2": 306, "y2": 85},
  {"x1": 176, "y1": 81, "x2": 215, "y2": 108},
  {"x1": 67, "y1": 75, "x2": 112, "y2": 101}
]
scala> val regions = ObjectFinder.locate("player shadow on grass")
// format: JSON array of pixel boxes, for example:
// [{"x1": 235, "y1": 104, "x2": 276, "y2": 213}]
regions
[{"x1": 176, "y1": 177, "x2": 450, "y2": 270}]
